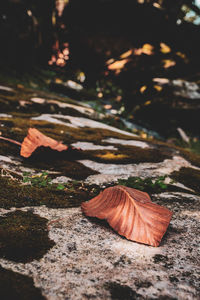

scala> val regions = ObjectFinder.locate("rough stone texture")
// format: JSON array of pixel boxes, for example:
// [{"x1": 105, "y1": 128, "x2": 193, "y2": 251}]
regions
[
  {"x1": 102, "y1": 137, "x2": 151, "y2": 148},
  {"x1": 0, "y1": 85, "x2": 14, "y2": 92},
  {"x1": 0, "y1": 203, "x2": 199, "y2": 300},
  {"x1": 32, "y1": 114, "x2": 137, "y2": 136},
  {"x1": 82, "y1": 156, "x2": 193, "y2": 184},
  {"x1": 71, "y1": 141, "x2": 117, "y2": 150},
  {"x1": 0, "y1": 84, "x2": 200, "y2": 299}
]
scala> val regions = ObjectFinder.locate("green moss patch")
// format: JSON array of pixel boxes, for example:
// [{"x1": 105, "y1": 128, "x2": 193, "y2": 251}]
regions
[
  {"x1": 117, "y1": 175, "x2": 193, "y2": 195},
  {"x1": 118, "y1": 176, "x2": 168, "y2": 193},
  {"x1": 0, "y1": 176, "x2": 101, "y2": 209},
  {"x1": 0, "y1": 210, "x2": 55, "y2": 262},
  {"x1": 0, "y1": 266, "x2": 45, "y2": 300},
  {"x1": 171, "y1": 167, "x2": 200, "y2": 194}
]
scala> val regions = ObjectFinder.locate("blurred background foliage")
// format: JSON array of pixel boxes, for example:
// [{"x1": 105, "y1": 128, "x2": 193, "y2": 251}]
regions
[{"x1": 0, "y1": 0, "x2": 200, "y2": 146}]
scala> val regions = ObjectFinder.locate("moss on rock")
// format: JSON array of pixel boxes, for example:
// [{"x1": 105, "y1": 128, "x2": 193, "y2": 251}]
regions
[
  {"x1": 0, "y1": 266, "x2": 45, "y2": 300},
  {"x1": 82, "y1": 146, "x2": 172, "y2": 164},
  {"x1": 0, "y1": 83, "x2": 92, "y2": 118},
  {"x1": 0, "y1": 116, "x2": 138, "y2": 156},
  {"x1": 0, "y1": 210, "x2": 55, "y2": 262},
  {"x1": 22, "y1": 148, "x2": 98, "y2": 180},
  {"x1": 171, "y1": 167, "x2": 200, "y2": 194},
  {"x1": 0, "y1": 176, "x2": 101, "y2": 209},
  {"x1": 180, "y1": 149, "x2": 200, "y2": 168},
  {"x1": 117, "y1": 175, "x2": 195, "y2": 195}
]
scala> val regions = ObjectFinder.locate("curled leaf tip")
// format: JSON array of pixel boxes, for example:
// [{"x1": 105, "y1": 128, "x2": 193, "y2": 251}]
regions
[
  {"x1": 20, "y1": 128, "x2": 68, "y2": 158},
  {"x1": 81, "y1": 185, "x2": 172, "y2": 247}
]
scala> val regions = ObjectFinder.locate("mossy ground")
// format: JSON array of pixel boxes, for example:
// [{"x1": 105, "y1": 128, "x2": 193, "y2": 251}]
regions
[
  {"x1": 171, "y1": 167, "x2": 200, "y2": 194},
  {"x1": 180, "y1": 149, "x2": 200, "y2": 168},
  {"x1": 0, "y1": 84, "x2": 185, "y2": 168},
  {"x1": 116, "y1": 176, "x2": 194, "y2": 195},
  {"x1": 82, "y1": 145, "x2": 172, "y2": 164},
  {"x1": 22, "y1": 147, "x2": 98, "y2": 180},
  {"x1": 0, "y1": 116, "x2": 136, "y2": 144},
  {"x1": 0, "y1": 175, "x2": 101, "y2": 209},
  {"x1": 0, "y1": 210, "x2": 55, "y2": 262},
  {"x1": 0, "y1": 83, "x2": 200, "y2": 299},
  {"x1": 0, "y1": 115, "x2": 176, "y2": 171},
  {"x1": 0, "y1": 266, "x2": 45, "y2": 300}
]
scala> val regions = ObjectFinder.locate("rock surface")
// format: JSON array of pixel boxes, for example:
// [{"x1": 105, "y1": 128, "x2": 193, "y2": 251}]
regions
[{"x1": 0, "y1": 84, "x2": 199, "y2": 299}]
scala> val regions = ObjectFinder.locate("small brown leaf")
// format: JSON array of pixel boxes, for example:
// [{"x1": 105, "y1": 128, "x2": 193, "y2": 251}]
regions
[
  {"x1": 20, "y1": 128, "x2": 68, "y2": 158},
  {"x1": 81, "y1": 186, "x2": 172, "y2": 247}
]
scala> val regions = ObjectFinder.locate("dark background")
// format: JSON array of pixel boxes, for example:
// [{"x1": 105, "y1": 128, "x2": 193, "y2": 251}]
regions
[{"x1": 0, "y1": 0, "x2": 200, "y2": 139}]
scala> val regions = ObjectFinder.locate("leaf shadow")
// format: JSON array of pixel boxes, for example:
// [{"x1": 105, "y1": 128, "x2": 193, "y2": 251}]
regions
[{"x1": 83, "y1": 214, "x2": 170, "y2": 247}]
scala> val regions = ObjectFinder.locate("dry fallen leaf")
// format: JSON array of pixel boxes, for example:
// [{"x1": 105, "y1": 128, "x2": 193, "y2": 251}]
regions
[
  {"x1": 20, "y1": 128, "x2": 68, "y2": 158},
  {"x1": 82, "y1": 185, "x2": 172, "y2": 247}
]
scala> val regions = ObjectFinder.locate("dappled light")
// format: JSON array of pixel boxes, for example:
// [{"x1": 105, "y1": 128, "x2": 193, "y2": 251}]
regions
[
  {"x1": 120, "y1": 49, "x2": 133, "y2": 59},
  {"x1": 0, "y1": 1, "x2": 200, "y2": 298},
  {"x1": 55, "y1": 0, "x2": 69, "y2": 17},
  {"x1": 48, "y1": 42, "x2": 69, "y2": 67},
  {"x1": 160, "y1": 42, "x2": 171, "y2": 54},
  {"x1": 134, "y1": 43, "x2": 154, "y2": 55},
  {"x1": 107, "y1": 58, "x2": 129, "y2": 73},
  {"x1": 162, "y1": 59, "x2": 176, "y2": 68}
]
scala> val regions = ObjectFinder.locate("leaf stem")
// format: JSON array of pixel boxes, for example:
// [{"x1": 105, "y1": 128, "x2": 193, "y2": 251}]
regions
[{"x1": 0, "y1": 136, "x2": 21, "y2": 146}]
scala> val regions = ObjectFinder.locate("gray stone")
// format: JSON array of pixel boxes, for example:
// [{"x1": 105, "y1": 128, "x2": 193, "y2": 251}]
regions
[
  {"x1": 0, "y1": 202, "x2": 199, "y2": 300},
  {"x1": 0, "y1": 84, "x2": 199, "y2": 299}
]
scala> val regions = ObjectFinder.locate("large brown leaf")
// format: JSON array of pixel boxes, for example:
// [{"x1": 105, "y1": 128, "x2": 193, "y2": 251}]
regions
[
  {"x1": 20, "y1": 128, "x2": 68, "y2": 158},
  {"x1": 81, "y1": 185, "x2": 172, "y2": 247}
]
